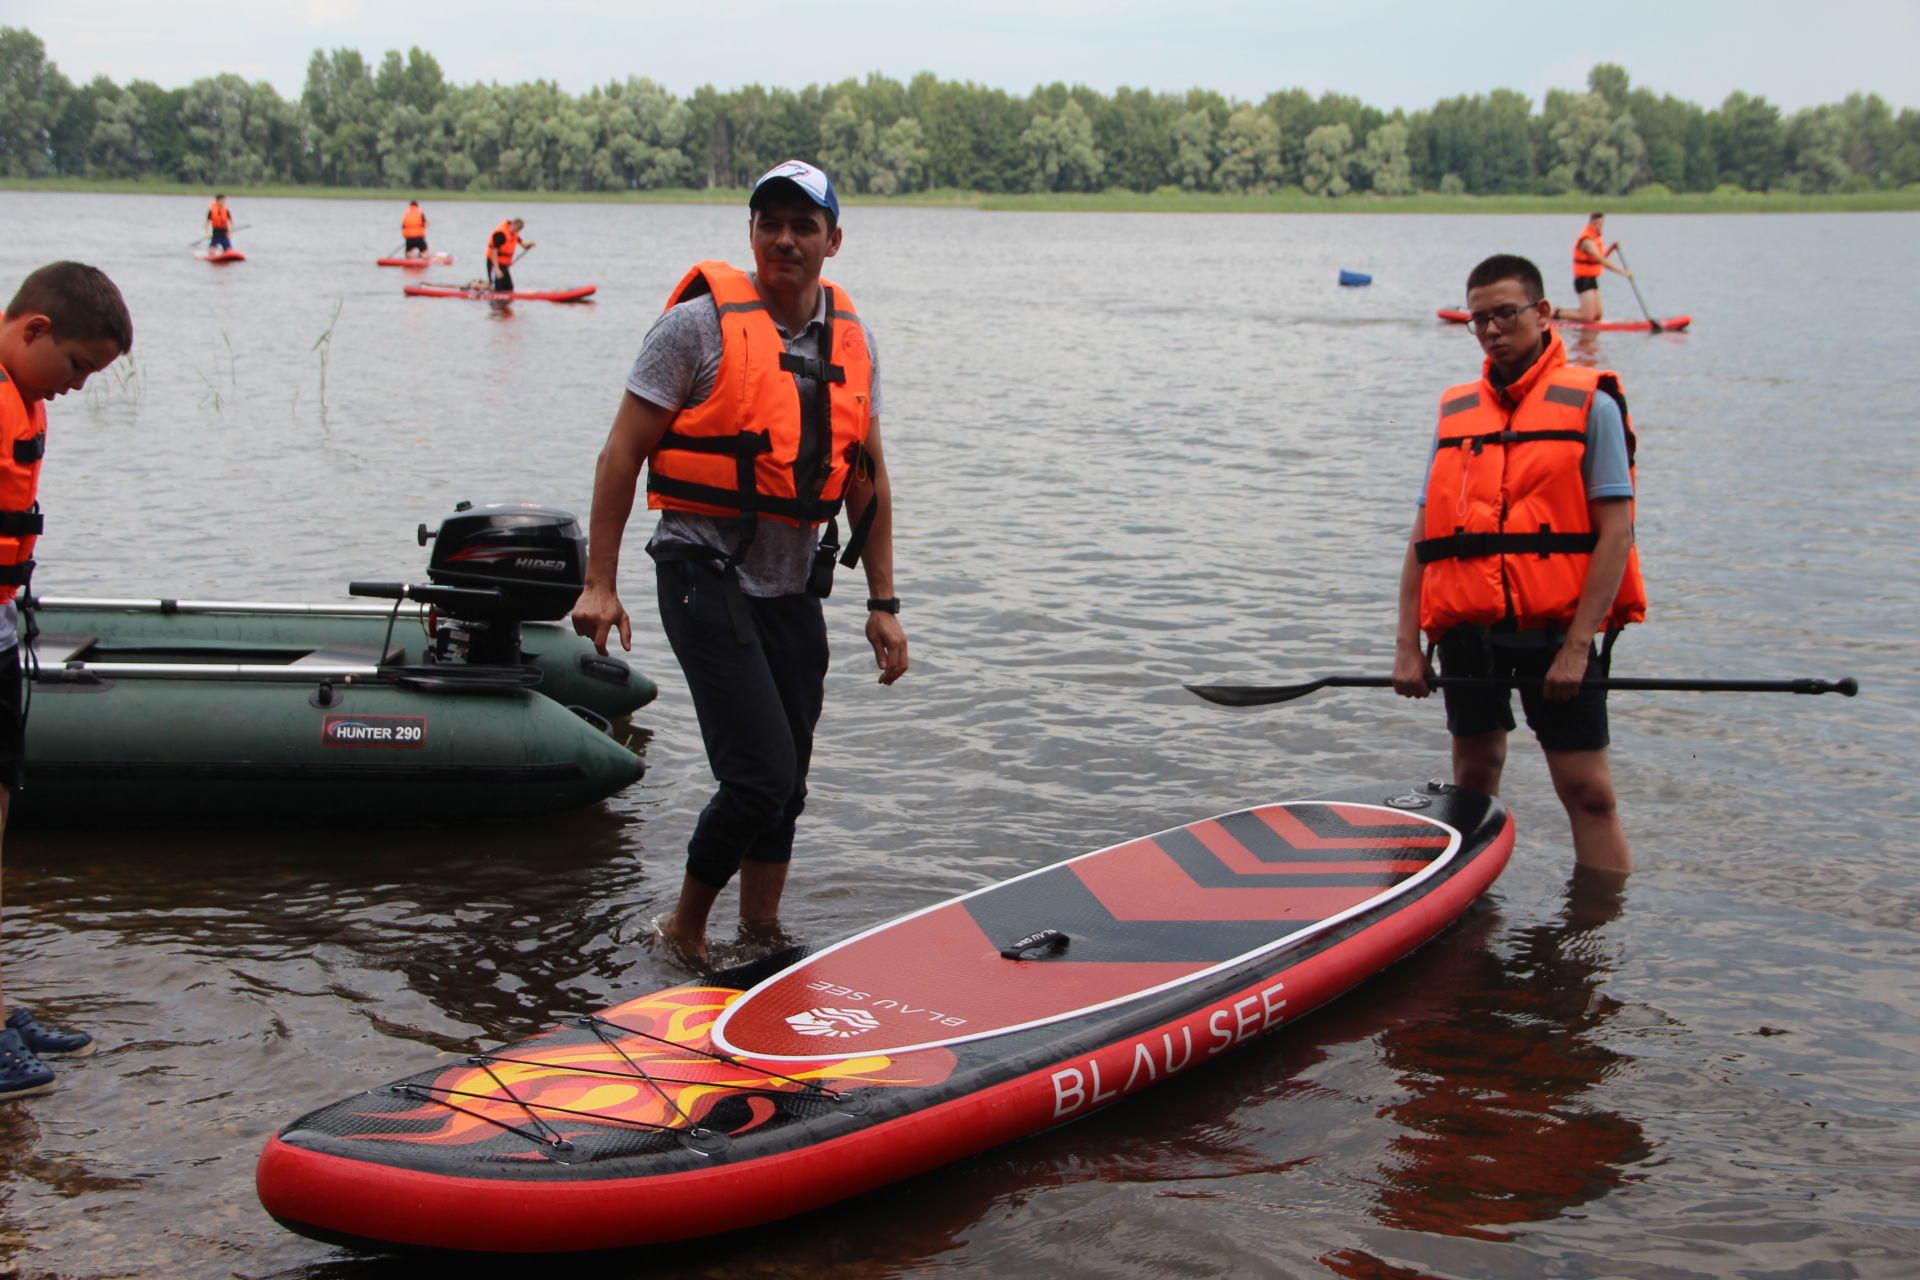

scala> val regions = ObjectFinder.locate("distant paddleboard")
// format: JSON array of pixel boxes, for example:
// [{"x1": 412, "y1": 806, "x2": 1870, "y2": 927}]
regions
[
  {"x1": 257, "y1": 779, "x2": 1513, "y2": 1254},
  {"x1": 196, "y1": 249, "x2": 246, "y2": 264},
  {"x1": 403, "y1": 282, "x2": 595, "y2": 303},
  {"x1": 1437, "y1": 307, "x2": 1689, "y2": 332},
  {"x1": 376, "y1": 254, "x2": 453, "y2": 267}
]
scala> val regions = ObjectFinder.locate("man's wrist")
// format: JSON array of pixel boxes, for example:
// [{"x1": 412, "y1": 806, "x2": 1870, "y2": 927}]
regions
[{"x1": 865, "y1": 597, "x2": 900, "y2": 614}]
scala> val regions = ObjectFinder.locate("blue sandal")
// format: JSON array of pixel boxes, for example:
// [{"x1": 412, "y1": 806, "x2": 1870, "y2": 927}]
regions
[{"x1": 6, "y1": 1008, "x2": 95, "y2": 1058}]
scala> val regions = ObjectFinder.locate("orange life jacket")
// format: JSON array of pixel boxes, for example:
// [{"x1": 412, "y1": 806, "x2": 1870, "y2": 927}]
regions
[
  {"x1": 402, "y1": 206, "x2": 427, "y2": 237},
  {"x1": 1573, "y1": 222, "x2": 1606, "y2": 278},
  {"x1": 645, "y1": 261, "x2": 874, "y2": 528},
  {"x1": 0, "y1": 362, "x2": 47, "y2": 604},
  {"x1": 487, "y1": 221, "x2": 519, "y2": 268},
  {"x1": 207, "y1": 201, "x2": 232, "y2": 230},
  {"x1": 1415, "y1": 330, "x2": 1645, "y2": 639}
]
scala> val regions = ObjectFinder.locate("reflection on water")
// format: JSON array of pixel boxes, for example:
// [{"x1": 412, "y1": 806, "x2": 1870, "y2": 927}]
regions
[
  {"x1": 0, "y1": 197, "x2": 1915, "y2": 1277},
  {"x1": 1362, "y1": 869, "x2": 1645, "y2": 1243}
]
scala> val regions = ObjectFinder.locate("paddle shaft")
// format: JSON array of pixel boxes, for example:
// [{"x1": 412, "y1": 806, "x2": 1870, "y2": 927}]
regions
[
  {"x1": 1185, "y1": 674, "x2": 1860, "y2": 707},
  {"x1": 1613, "y1": 245, "x2": 1661, "y2": 333}
]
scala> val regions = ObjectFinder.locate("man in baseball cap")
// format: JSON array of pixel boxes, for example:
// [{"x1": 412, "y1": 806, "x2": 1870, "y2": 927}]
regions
[
  {"x1": 750, "y1": 159, "x2": 841, "y2": 225},
  {"x1": 575, "y1": 159, "x2": 907, "y2": 968}
]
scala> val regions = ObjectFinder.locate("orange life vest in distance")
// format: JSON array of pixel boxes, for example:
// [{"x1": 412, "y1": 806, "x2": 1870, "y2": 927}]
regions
[
  {"x1": 487, "y1": 221, "x2": 519, "y2": 268},
  {"x1": 0, "y1": 361, "x2": 47, "y2": 603},
  {"x1": 401, "y1": 205, "x2": 427, "y2": 237},
  {"x1": 645, "y1": 261, "x2": 874, "y2": 529},
  {"x1": 1573, "y1": 222, "x2": 1607, "y2": 277},
  {"x1": 207, "y1": 201, "x2": 232, "y2": 230},
  {"x1": 1415, "y1": 330, "x2": 1646, "y2": 640}
]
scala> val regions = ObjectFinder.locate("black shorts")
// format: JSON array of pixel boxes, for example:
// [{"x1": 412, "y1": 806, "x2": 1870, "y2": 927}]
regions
[
  {"x1": 1437, "y1": 625, "x2": 1612, "y2": 753},
  {"x1": 404, "y1": 236, "x2": 428, "y2": 252},
  {"x1": 1573, "y1": 275, "x2": 1600, "y2": 294},
  {"x1": 0, "y1": 645, "x2": 22, "y2": 792}
]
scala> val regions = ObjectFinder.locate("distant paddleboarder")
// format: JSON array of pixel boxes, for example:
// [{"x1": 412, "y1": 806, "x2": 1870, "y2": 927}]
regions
[
  {"x1": 485, "y1": 218, "x2": 533, "y2": 292},
  {"x1": 1394, "y1": 253, "x2": 1644, "y2": 876},
  {"x1": 1553, "y1": 212, "x2": 1632, "y2": 323},
  {"x1": 401, "y1": 201, "x2": 430, "y2": 258},
  {"x1": 205, "y1": 195, "x2": 234, "y2": 253}
]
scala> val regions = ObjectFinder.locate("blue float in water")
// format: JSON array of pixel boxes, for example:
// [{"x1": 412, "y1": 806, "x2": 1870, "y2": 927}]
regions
[{"x1": 1339, "y1": 269, "x2": 1372, "y2": 286}]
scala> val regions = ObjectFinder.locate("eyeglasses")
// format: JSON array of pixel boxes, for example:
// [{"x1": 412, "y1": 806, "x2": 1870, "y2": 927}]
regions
[{"x1": 1466, "y1": 304, "x2": 1536, "y2": 334}]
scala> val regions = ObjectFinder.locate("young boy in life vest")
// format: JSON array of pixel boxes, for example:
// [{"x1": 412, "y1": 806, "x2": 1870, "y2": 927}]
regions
[
  {"x1": 1553, "y1": 212, "x2": 1633, "y2": 324},
  {"x1": 0, "y1": 261, "x2": 134, "y2": 1098},
  {"x1": 206, "y1": 195, "x2": 234, "y2": 252},
  {"x1": 401, "y1": 200, "x2": 430, "y2": 258},
  {"x1": 485, "y1": 218, "x2": 534, "y2": 292},
  {"x1": 1393, "y1": 253, "x2": 1643, "y2": 877}
]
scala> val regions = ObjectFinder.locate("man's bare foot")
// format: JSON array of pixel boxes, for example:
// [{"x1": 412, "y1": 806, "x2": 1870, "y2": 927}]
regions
[
  {"x1": 734, "y1": 917, "x2": 800, "y2": 962},
  {"x1": 648, "y1": 914, "x2": 710, "y2": 973}
]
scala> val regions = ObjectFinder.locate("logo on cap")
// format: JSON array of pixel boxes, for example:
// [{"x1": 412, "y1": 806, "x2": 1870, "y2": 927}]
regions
[{"x1": 752, "y1": 159, "x2": 840, "y2": 223}]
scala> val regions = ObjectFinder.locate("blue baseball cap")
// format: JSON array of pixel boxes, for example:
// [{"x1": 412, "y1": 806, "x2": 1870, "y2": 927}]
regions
[{"x1": 750, "y1": 160, "x2": 840, "y2": 225}]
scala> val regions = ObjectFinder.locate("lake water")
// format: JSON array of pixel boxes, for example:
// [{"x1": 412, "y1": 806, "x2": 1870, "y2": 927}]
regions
[{"x1": 0, "y1": 192, "x2": 1916, "y2": 1278}]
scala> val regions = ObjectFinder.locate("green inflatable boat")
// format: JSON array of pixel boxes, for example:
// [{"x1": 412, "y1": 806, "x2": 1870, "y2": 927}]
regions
[{"x1": 16, "y1": 504, "x2": 657, "y2": 825}]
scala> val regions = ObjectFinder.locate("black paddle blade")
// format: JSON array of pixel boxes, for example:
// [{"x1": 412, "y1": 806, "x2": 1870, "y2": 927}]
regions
[
  {"x1": 1183, "y1": 678, "x2": 1359, "y2": 707},
  {"x1": 1184, "y1": 683, "x2": 1298, "y2": 707}
]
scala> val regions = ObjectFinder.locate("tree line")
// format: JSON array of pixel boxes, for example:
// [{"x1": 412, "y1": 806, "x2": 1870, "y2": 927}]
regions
[{"x1": 3, "y1": 26, "x2": 1916, "y2": 198}]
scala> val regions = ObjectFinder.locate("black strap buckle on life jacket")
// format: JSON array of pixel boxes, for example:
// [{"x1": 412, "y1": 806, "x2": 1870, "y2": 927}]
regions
[
  {"x1": 1459, "y1": 427, "x2": 1588, "y2": 455},
  {"x1": 13, "y1": 433, "x2": 44, "y2": 465},
  {"x1": 0, "y1": 559, "x2": 35, "y2": 586},
  {"x1": 777, "y1": 352, "x2": 846, "y2": 384},
  {"x1": 1415, "y1": 524, "x2": 1599, "y2": 564},
  {"x1": 0, "y1": 506, "x2": 43, "y2": 537},
  {"x1": 1451, "y1": 427, "x2": 1582, "y2": 456}
]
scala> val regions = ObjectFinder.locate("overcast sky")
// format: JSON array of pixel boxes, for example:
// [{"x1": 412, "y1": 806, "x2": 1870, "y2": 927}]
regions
[{"x1": 11, "y1": 0, "x2": 1915, "y2": 115}]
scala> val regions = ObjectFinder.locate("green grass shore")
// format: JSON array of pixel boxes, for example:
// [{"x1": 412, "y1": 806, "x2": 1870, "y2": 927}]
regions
[{"x1": 6, "y1": 176, "x2": 1918, "y2": 214}]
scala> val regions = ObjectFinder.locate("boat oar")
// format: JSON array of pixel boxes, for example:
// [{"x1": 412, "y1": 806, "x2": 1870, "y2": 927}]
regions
[
  {"x1": 1184, "y1": 674, "x2": 1860, "y2": 708},
  {"x1": 1613, "y1": 245, "x2": 1662, "y2": 333}
]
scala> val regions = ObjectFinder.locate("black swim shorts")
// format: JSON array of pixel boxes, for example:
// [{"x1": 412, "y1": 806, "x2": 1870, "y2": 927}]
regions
[
  {"x1": 0, "y1": 644, "x2": 22, "y2": 792},
  {"x1": 1573, "y1": 275, "x2": 1600, "y2": 294},
  {"x1": 1436, "y1": 624, "x2": 1612, "y2": 753}
]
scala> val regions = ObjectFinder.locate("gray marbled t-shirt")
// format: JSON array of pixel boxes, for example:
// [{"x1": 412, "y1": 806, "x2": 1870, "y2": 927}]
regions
[{"x1": 626, "y1": 275, "x2": 881, "y2": 597}]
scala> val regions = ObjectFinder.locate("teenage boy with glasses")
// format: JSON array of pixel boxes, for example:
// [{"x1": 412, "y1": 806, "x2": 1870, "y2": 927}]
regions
[{"x1": 1392, "y1": 253, "x2": 1644, "y2": 877}]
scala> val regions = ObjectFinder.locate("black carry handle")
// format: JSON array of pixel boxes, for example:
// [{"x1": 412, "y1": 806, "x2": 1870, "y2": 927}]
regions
[{"x1": 999, "y1": 928, "x2": 1071, "y2": 961}]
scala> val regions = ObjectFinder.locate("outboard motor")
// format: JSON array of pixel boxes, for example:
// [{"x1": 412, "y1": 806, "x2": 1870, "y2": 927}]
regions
[{"x1": 349, "y1": 502, "x2": 587, "y2": 668}]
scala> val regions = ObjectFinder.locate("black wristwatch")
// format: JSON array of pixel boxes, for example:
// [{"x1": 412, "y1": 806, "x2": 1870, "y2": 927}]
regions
[{"x1": 865, "y1": 597, "x2": 901, "y2": 614}]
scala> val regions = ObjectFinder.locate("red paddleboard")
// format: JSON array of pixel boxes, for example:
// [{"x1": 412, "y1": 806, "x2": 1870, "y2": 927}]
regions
[
  {"x1": 196, "y1": 249, "x2": 246, "y2": 263},
  {"x1": 256, "y1": 780, "x2": 1512, "y2": 1254},
  {"x1": 403, "y1": 282, "x2": 595, "y2": 303},
  {"x1": 376, "y1": 254, "x2": 453, "y2": 267},
  {"x1": 1437, "y1": 308, "x2": 1689, "y2": 332}
]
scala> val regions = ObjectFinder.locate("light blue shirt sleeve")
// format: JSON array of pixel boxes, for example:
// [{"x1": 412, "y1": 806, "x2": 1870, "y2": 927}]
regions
[
  {"x1": 1415, "y1": 392, "x2": 1633, "y2": 505},
  {"x1": 1582, "y1": 391, "x2": 1633, "y2": 499}
]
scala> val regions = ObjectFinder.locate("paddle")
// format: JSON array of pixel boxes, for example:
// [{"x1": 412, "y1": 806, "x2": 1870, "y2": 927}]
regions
[
  {"x1": 190, "y1": 223, "x2": 250, "y2": 249},
  {"x1": 1613, "y1": 245, "x2": 1662, "y2": 333},
  {"x1": 1184, "y1": 674, "x2": 1860, "y2": 708}
]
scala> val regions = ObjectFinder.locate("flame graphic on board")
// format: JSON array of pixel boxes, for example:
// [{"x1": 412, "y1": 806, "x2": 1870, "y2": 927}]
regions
[{"x1": 347, "y1": 985, "x2": 956, "y2": 1149}]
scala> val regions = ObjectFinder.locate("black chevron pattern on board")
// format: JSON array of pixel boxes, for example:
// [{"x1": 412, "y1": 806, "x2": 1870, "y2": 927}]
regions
[
  {"x1": 963, "y1": 862, "x2": 1293, "y2": 965},
  {"x1": 1217, "y1": 807, "x2": 1452, "y2": 862},
  {"x1": 1158, "y1": 820, "x2": 1438, "y2": 891}
]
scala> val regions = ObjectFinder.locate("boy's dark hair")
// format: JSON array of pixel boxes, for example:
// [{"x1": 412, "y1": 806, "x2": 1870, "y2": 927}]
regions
[
  {"x1": 1465, "y1": 253, "x2": 1544, "y2": 304},
  {"x1": 1590, "y1": 211, "x2": 1605, "y2": 221},
  {"x1": 7, "y1": 262, "x2": 134, "y2": 353}
]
